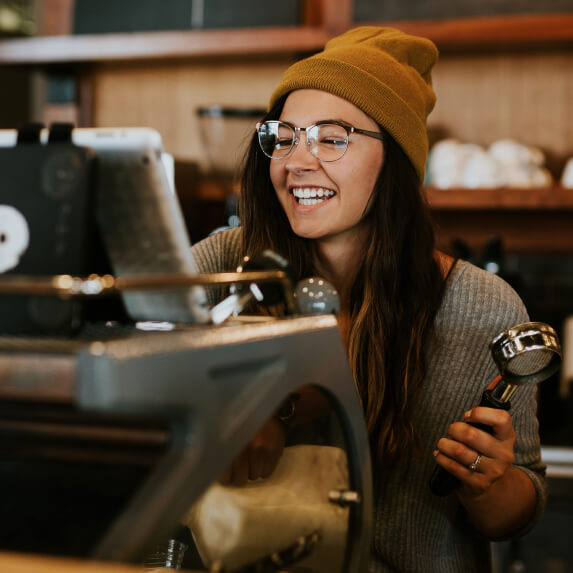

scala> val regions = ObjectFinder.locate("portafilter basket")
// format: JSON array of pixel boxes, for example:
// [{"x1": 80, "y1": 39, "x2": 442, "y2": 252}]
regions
[{"x1": 488, "y1": 321, "x2": 562, "y2": 403}]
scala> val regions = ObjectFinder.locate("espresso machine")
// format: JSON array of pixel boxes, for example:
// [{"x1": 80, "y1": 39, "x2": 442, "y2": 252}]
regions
[{"x1": 0, "y1": 125, "x2": 372, "y2": 572}]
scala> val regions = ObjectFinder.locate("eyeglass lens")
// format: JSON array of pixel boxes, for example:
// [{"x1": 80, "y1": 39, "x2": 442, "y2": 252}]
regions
[{"x1": 257, "y1": 121, "x2": 350, "y2": 162}]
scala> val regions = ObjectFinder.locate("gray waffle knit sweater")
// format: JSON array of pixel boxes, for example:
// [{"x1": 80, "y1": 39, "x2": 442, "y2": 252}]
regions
[{"x1": 191, "y1": 227, "x2": 547, "y2": 573}]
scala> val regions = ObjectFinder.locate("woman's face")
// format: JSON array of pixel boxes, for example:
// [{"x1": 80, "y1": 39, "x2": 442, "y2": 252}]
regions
[{"x1": 270, "y1": 89, "x2": 384, "y2": 245}]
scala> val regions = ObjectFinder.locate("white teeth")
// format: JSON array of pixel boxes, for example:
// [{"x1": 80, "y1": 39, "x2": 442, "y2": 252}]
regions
[{"x1": 292, "y1": 187, "x2": 335, "y2": 203}]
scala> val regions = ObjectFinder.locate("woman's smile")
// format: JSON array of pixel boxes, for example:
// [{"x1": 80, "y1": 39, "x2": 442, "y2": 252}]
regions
[{"x1": 290, "y1": 186, "x2": 336, "y2": 207}]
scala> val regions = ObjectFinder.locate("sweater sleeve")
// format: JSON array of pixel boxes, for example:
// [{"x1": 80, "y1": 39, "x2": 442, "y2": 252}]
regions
[
  {"x1": 190, "y1": 227, "x2": 244, "y2": 306},
  {"x1": 437, "y1": 262, "x2": 548, "y2": 539}
]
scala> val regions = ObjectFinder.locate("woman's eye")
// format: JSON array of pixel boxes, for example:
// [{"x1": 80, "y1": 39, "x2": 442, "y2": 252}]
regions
[
  {"x1": 320, "y1": 137, "x2": 346, "y2": 147},
  {"x1": 275, "y1": 138, "x2": 292, "y2": 149}
]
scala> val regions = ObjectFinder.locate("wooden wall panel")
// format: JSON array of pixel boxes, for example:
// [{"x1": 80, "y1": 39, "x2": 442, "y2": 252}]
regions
[
  {"x1": 429, "y1": 51, "x2": 573, "y2": 175},
  {"x1": 91, "y1": 58, "x2": 294, "y2": 170},
  {"x1": 90, "y1": 49, "x2": 573, "y2": 175}
]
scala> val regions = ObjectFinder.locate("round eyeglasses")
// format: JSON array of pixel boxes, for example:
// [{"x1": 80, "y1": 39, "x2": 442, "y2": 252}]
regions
[{"x1": 256, "y1": 120, "x2": 385, "y2": 162}]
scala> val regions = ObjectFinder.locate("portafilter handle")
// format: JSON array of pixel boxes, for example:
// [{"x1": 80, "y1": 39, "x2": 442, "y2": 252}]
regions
[{"x1": 429, "y1": 321, "x2": 561, "y2": 497}]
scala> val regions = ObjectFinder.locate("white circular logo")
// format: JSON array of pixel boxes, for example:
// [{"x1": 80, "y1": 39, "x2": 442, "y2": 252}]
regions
[{"x1": 0, "y1": 205, "x2": 30, "y2": 273}]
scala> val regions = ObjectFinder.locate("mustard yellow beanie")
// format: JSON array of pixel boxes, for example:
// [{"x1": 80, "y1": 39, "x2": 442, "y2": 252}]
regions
[{"x1": 268, "y1": 26, "x2": 438, "y2": 183}]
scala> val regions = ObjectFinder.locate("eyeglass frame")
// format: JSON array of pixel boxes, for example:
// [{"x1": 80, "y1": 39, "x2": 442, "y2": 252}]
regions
[{"x1": 255, "y1": 119, "x2": 385, "y2": 162}]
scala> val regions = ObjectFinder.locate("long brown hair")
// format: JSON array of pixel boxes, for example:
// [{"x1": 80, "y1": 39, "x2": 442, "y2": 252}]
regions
[{"x1": 239, "y1": 97, "x2": 446, "y2": 470}]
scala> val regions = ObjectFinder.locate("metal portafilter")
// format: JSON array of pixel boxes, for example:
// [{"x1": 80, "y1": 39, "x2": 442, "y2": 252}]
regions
[
  {"x1": 429, "y1": 321, "x2": 562, "y2": 497},
  {"x1": 210, "y1": 249, "x2": 297, "y2": 324}
]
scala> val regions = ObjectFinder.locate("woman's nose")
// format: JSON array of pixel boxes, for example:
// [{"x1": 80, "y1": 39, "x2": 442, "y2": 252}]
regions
[{"x1": 285, "y1": 135, "x2": 319, "y2": 170}]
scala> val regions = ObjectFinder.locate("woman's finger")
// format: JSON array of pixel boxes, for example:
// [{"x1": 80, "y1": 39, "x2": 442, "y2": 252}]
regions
[{"x1": 464, "y1": 407, "x2": 515, "y2": 441}]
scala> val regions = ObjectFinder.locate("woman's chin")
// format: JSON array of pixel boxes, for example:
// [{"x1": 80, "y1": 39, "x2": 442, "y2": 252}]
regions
[{"x1": 291, "y1": 227, "x2": 327, "y2": 241}]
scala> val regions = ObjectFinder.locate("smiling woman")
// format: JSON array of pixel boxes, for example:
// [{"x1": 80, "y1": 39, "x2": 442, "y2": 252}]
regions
[{"x1": 190, "y1": 26, "x2": 548, "y2": 573}]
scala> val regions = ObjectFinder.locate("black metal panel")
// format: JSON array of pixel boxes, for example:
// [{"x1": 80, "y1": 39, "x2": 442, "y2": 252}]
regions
[
  {"x1": 354, "y1": 0, "x2": 573, "y2": 22},
  {"x1": 73, "y1": 0, "x2": 300, "y2": 34},
  {"x1": 73, "y1": 0, "x2": 193, "y2": 34},
  {"x1": 199, "y1": 0, "x2": 300, "y2": 28},
  {"x1": 0, "y1": 139, "x2": 96, "y2": 334}
]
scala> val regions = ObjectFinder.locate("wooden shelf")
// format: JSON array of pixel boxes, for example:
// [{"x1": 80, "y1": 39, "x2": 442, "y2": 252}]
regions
[
  {"x1": 0, "y1": 26, "x2": 329, "y2": 64},
  {"x1": 370, "y1": 13, "x2": 573, "y2": 50},
  {"x1": 191, "y1": 182, "x2": 573, "y2": 211},
  {"x1": 1, "y1": 13, "x2": 573, "y2": 65},
  {"x1": 426, "y1": 185, "x2": 573, "y2": 210}
]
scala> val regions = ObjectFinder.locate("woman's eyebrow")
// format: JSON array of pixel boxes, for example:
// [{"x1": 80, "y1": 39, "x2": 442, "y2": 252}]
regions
[
  {"x1": 315, "y1": 118, "x2": 351, "y2": 125},
  {"x1": 279, "y1": 118, "x2": 351, "y2": 127}
]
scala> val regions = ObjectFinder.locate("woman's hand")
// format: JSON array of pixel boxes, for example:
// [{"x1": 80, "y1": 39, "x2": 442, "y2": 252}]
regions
[
  {"x1": 433, "y1": 406, "x2": 516, "y2": 496},
  {"x1": 433, "y1": 405, "x2": 536, "y2": 537},
  {"x1": 219, "y1": 416, "x2": 286, "y2": 486}
]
